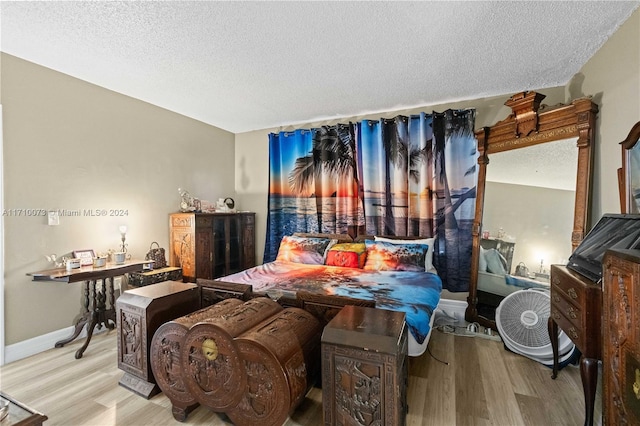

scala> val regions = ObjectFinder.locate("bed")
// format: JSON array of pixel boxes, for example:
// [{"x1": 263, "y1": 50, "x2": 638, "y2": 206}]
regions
[
  {"x1": 478, "y1": 246, "x2": 550, "y2": 298},
  {"x1": 214, "y1": 233, "x2": 442, "y2": 357}
]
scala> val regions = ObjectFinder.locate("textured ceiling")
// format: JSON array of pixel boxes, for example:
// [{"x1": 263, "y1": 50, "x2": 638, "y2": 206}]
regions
[
  {"x1": 1, "y1": 1, "x2": 639, "y2": 133},
  {"x1": 486, "y1": 138, "x2": 579, "y2": 191}
]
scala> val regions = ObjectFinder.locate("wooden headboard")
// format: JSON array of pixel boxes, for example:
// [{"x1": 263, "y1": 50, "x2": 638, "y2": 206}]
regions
[
  {"x1": 292, "y1": 232, "x2": 353, "y2": 244},
  {"x1": 353, "y1": 235, "x2": 430, "y2": 242}
]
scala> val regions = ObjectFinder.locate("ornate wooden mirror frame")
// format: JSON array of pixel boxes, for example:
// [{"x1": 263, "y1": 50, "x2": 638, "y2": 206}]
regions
[
  {"x1": 465, "y1": 91, "x2": 598, "y2": 329},
  {"x1": 619, "y1": 121, "x2": 640, "y2": 214}
]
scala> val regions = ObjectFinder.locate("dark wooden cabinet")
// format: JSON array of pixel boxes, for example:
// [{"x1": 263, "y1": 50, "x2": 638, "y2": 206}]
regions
[
  {"x1": 602, "y1": 249, "x2": 640, "y2": 425},
  {"x1": 548, "y1": 264, "x2": 602, "y2": 426},
  {"x1": 169, "y1": 212, "x2": 255, "y2": 282},
  {"x1": 322, "y1": 305, "x2": 408, "y2": 426}
]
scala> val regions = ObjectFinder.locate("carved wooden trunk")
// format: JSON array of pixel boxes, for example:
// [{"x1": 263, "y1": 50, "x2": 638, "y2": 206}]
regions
[
  {"x1": 150, "y1": 298, "x2": 244, "y2": 421},
  {"x1": 128, "y1": 266, "x2": 183, "y2": 288},
  {"x1": 321, "y1": 305, "x2": 408, "y2": 426},
  {"x1": 226, "y1": 307, "x2": 322, "y2": 426},
  {"x1": 180, "y1": 297, "x2": 283, "y2": 411},
  {"x1": 116, "y1": 281, "x2": 199, "y2": 399}
]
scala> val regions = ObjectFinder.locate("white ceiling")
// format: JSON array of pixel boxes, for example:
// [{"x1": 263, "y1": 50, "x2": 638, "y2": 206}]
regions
[{"x1": 1, "y1": 1, "x2": 638, "y2": 134}]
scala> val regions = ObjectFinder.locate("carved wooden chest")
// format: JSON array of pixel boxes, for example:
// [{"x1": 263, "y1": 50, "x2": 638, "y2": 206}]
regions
[
  {"x1": 116, "y1": 280, "x2": 199, "y2": 399},
  {"x1": 321, "y1": 305, "x2": 408, "y2": 426},
  {"x1": 181, "y1": 297, "x2": 283, "y2": 411},
  {"x1": 127, "y1": 266, "x2": 183, "y2": 288},
  {"x1": 226, "y1": 307, "x2": 322, "y2": 426},
  {"x1": 150, "y1": 298, "x2": 245, "y2": 420}
]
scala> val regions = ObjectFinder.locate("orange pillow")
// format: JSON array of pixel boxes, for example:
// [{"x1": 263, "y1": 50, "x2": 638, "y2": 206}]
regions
[{"x1": 325, "y1": 243, "x2": 367, "y2": 268}]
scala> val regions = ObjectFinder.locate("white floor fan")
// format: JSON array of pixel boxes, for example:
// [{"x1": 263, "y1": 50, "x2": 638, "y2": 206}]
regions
[{"x1": 496, "y1": 288, "x2": 576, "y2": 366}]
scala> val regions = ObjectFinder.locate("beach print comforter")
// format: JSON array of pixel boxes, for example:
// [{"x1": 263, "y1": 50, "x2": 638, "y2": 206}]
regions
[{"x1": 216, "y1": 260, "x2": 442, "y2": 344}]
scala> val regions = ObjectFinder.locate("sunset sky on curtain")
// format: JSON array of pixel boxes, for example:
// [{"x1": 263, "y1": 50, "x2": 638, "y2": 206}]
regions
[{"x1": 264, "y1": 110, "x2": 477, "y2": 292}]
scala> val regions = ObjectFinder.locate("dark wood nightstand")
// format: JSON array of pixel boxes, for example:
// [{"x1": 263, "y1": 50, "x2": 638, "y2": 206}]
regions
[{"x1": 548, "y1": 264, "x2": 602, "y2": 426}]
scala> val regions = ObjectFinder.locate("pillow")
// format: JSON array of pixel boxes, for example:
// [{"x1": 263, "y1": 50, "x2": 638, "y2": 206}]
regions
[
  {"x1": 479, "y1": 246, "x2": 488, "y2": 272},
  {"x1": 325, "y1": 242, "x2": 367, "y2": 268},
  {"x1": 276, "y1": 235, "x2": 334, "y2": 265},
  {"x1": 363, "y1": 240, "x2": 428, "y2": 272},
  {"x1": 484, "y1": 248, "x2": 507, "y2": 275},
  {"x1": 374, "y1": 236, "x2": 435, "y2": 272}
]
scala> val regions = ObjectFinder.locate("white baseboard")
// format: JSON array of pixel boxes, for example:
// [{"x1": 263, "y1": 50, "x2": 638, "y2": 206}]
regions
[
  {"x1": 4, "y1": 325, "x2": 108, "y2": 365},
  {"x1": 435, "y1": 298, "x2": 468, "y2": 322}
]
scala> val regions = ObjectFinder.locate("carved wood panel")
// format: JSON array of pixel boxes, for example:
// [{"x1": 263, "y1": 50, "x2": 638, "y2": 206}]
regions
[
  {"x1": 322, "y1": 306, "x2": 407, "y2": 426},
  {"x1": 118, "y1": 308, "x2": 145, "y2": 376},
  {"x1": 226, "y1": 308, "x2": 322, "y2": 426},
  {"x1": 603, "y1": 250, "x2": 640, "y2": 425}
]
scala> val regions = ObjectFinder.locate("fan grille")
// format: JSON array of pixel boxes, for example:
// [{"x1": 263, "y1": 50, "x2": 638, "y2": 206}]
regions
[{"x1": 497, "y1": 290, "x2": 550, "y2": 348}]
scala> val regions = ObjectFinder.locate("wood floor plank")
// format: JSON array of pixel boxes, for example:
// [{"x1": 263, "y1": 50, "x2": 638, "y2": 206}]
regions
[
  {"x1": 0, "y1": 326, "x2": 601, "y2": 425},
  {"x1": 477, "y1": 338, "x2": 527, "y2": 425},
  {"x1": 412, "y1": 330, "x2": 457, "y2": 425},
  {"x1": 455, "y1": 336, "x2": 490, "y2": 424}
]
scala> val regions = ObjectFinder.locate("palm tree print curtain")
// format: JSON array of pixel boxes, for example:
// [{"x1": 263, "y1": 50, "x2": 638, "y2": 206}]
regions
[{"x1": 264, "y1": 110, "x2": 476, "y2": 292}]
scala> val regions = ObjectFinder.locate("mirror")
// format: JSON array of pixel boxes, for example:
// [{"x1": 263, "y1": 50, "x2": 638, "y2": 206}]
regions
[
  {"x1": 619, "y1": 121, "x2": 640, "y2": 214},
  {"x1": 466, "y1": 91, "x2": 598, "y2": 329}
]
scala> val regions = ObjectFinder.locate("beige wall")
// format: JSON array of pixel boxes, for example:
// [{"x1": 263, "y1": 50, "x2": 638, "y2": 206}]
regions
[
  {"x1": 578, "y1": 8, "x2": 640, "y2": 220},
  {"x1": 2, "y1": 53, "x2": 235, "y2": 344},
  {"x1": 483, "y1": 182, "x2": 575, "y2": 274}
]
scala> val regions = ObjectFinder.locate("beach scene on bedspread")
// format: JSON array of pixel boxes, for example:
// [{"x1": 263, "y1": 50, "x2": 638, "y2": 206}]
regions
[{"x1": 216, "y1": 260, "x2": 442, "y2": 344}]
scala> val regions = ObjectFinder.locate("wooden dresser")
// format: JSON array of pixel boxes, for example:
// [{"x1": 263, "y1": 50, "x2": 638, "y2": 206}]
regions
[
  {"x1": 602, "y1": 249, "x2": 640, "y2": 425},
  {"x1": 322, "y1": 305, "x2": 408, "y2": 426},
  {"x1": 169, "y1": 212, "x2": 255, "y2": 282},
  {"x1": 548, "y1": 264, "x2": 602, "y2": 426}
]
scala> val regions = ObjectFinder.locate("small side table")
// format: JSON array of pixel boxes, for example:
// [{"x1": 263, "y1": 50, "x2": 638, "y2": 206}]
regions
[
  {"x1": 321, "y1": 305, "x2": 408, "y2": 426},
  {"x1": 0, "y1": 391, "x2": 47, "y2": 426},
  {"x1": 27, "y1": 260, "x2": 151, "y2": 359},
  {"x1": 116, "y1": 280, "x2": 199, "y2": 398}
]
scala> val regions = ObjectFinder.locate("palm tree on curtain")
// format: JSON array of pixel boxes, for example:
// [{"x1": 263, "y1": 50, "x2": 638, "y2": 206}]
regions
[
  {"x1": 430, "y1": 120, "x2": 477, "y2": 229},
  {"x1": 381, "y1": 118, "x2": 404, "y2": 235},
  {"x1": 397, "y1": 121, "x2": 429, "y2": 235},
  {"x1": 288, "y1": 124, "x2": 362, "y2": 234},
  {"x1": 430, "y1": 116, "x2": 477, "y2": 291},
  {"x1": 379, "y1": 117, "x2": 430, "y2": 236}
]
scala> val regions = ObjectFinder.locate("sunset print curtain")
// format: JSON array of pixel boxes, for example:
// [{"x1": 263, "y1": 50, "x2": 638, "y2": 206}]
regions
[{"x1": 264, "y1": 110, "x2": 477, "y2": 292}]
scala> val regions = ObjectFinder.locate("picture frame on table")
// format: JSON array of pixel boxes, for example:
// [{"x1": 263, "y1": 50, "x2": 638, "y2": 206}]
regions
[
  {"x1": 619, "y1": 121, "x2": 640, "y2": 214},
  {"x1": 72, "y1": 249, "x2": 95, "y2": 266}
]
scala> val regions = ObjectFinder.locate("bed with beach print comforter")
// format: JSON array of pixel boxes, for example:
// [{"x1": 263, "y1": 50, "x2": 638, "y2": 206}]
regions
[{"x1": 215, "y1": 260, "x2": 442, "y2": 345}]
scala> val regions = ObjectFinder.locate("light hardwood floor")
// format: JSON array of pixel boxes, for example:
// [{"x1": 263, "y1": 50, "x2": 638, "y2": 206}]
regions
[{"x1": 0, "y1": 328, "x2": 601, "y2": 425}]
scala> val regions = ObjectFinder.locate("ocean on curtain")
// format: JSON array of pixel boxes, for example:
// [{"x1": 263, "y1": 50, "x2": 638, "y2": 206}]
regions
[
  {"x1": 264, "y1": 125, "x2": 364, "y2": 263},
  {"x1": 263, "y1": 110, "x2": 477, "y2": 292}
]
